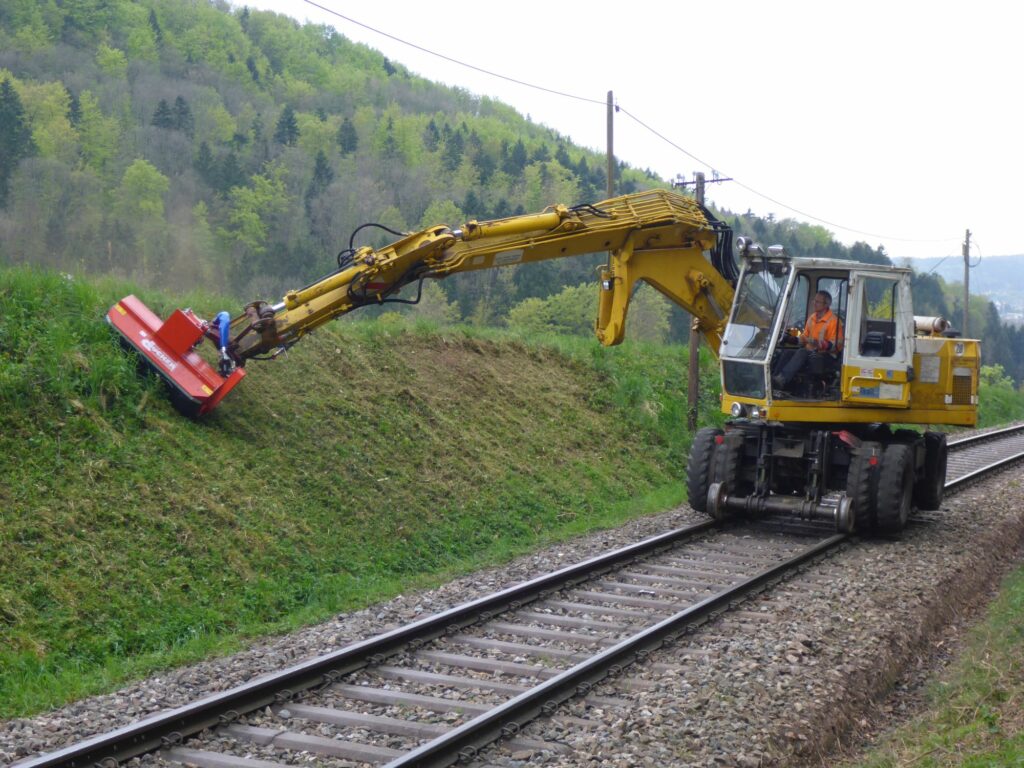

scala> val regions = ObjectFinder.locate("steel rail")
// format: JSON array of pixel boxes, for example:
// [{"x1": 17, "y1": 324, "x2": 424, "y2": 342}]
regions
[
  {"x1": 17, "y1": 422, "x2": 1024, "y2": 768},
  {"x1": 947, "y1": 422, "x2": 1024, "y2": 449},
  {"x1": 15, "y1": 520, "x2": 716, "y2": 768},
  {"x1": 945, "y1": 450, "x2": 1024, "y2": 491},
  {"x1": 384, "y1": 532, "x2": 848, "y2": 768},
  {"x1": 384, "y1": 427, "x2": 1024, "y2": 767}
]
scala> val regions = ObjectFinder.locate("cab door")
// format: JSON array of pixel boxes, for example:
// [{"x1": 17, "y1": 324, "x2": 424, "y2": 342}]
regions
[{"x1": 842, "y1": 270, "x2": 913, "y2": 407}]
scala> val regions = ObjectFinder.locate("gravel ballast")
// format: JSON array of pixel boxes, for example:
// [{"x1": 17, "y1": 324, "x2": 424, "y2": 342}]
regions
[{"x1": 2, "y1": 454, "x2": 1022, "y2": 766}]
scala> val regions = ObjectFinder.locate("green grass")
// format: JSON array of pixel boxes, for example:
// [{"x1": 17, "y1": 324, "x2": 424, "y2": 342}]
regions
[
  {"x1": 0, "y1": 266, "x2": 713, "y2": 716},
  {"x1": 844, "y1": 552, "x2": 1024, "y2": 768},
  {"x1": 978, "y1": 380, "x2": 1024, "y2": 428},
  {"x1": 3, "y1": 265, "x2": 1023, "y2": 720}
]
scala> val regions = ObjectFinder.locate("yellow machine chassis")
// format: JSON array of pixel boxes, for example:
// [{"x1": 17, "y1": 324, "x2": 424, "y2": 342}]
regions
[{"x1": 721, "y1": 338, "x2": 980, "y2": 427}]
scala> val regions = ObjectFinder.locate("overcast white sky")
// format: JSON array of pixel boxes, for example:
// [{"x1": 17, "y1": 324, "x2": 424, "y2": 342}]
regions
[{"x1": 240, "y1": 0, "x2": 1021, "y2": 262}]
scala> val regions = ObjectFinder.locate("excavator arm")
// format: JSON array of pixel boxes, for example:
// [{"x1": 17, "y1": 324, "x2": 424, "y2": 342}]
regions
[{"x1": 108, "y1": 189, "x2": 736, "y2": 416}]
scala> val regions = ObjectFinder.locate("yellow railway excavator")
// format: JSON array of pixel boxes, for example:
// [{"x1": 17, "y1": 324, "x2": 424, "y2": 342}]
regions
[{"x1": 108, "y1": 189, "x2": 979, "y2": 534}]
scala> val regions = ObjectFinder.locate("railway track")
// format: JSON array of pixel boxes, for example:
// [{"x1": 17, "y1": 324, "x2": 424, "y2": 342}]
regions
[{"x1": 16, "y1": 424, "x2": 1024, "y2": 768}]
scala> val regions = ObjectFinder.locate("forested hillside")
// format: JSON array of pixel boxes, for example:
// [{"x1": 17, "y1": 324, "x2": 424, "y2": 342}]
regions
[
  {"x1": 1, "y1": 0, "x2": 1023, "y2": 380},
  {"x1": 0, "y1": 0, "x2": 660, "y2": 307}
]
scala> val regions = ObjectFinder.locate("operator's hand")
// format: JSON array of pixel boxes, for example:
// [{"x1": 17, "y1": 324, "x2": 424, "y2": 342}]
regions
[{"x1": 805, "y1": 338, "x2": 819, "y2": 351}]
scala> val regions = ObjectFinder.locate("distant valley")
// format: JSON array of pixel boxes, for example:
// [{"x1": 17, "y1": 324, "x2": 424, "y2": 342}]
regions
[{"x1": 901, "y1": 253, "x2": 1024, "y2": 323}]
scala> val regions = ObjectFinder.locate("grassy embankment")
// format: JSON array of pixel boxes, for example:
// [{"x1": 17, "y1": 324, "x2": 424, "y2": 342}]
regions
[
  {"x1": 0, "y1": 266, "x2": 723, "y2": 717},
  {"x1": 4, "y1": 266, "x2": 1024, "y2": 726}
]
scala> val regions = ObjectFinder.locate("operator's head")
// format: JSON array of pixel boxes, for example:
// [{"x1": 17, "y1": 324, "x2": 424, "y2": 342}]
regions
[{"x1": 813, "y1": 290, "x2": 832, "y2": 313}]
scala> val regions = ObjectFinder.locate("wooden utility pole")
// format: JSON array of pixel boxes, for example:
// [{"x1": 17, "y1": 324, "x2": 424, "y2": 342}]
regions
[
  {"x1": 687, "y1": 172, "x2": 706, "y2": 431},
  {"x1": 606, "y1": 91, "x2": 614, "y2": 198},
  {"x1": 962, "y1": 229, "x2": 971, "y2": 337}
]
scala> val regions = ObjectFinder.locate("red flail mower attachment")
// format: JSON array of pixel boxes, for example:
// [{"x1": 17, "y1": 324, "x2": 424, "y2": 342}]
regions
[{"x1": 107, "y1": 295, "x2": 245, "y2": 416}]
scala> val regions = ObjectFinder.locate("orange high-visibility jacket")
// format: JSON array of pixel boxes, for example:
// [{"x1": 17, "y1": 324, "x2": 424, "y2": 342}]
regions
[{"x1": 802, "y1": 308, "x2": 843, "y2": 354}]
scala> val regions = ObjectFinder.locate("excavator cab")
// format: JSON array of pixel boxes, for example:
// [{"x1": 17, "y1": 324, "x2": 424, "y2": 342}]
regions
[
  {"x1": 703, "y1": 244, "x2": 977, "y2": 534},
  {"x1": 717, "y1": 247, "x2": 929, "y2": 419}
]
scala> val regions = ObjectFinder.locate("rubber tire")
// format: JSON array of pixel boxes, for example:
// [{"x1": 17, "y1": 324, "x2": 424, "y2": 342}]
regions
[
  {"x1": 712, "y1": 431, "x2": 746, "y2": 491},
  {"x1": 876, "y1": 442, "x2": 914, "y2": 534},
  {"x1": 846, "y1": 440, "x2": 882, "y2": 533},
  {"x1": 914, "y1": 432, "x2": 948, "y2": 511},
  {"x1": 686, "y1": 427, "x2": 723, "y2": 513},
  {"x1": 709, "y1": 431, "x2": 748, "y2": 521}
]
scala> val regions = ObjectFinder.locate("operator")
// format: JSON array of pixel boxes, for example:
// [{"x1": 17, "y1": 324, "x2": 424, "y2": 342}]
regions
[{"x1": 772, "y1": 290, "x2": 844, "y2": 392}]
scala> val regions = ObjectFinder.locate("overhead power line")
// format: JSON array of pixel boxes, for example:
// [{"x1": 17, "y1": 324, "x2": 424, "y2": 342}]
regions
[
  {"x1": 616, "y1": 106, "x2": 956, "y2": 245},
  {"x1": 299, "y1": 0, "x2": 604, "y2": 106},
  {"x1": 296, "y1": 0, "x2": 958, "y2": 246}
]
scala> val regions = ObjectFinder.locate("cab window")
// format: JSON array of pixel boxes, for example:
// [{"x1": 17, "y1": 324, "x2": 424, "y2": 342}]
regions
[
  {"x1": 817, "y1": 276, "x2": 847, "y2": 324},
  {"x1": 782, "y1": 274, "x2": 809, "y2": 329},
  {"x1": 859, "y1": 276, "x2": 898, "y2": 357}
]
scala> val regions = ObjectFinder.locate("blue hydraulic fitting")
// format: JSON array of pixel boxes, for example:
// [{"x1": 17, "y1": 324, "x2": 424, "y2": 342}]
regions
[{"x1": 216, "y1": 311, "x2": 231, "y2": 350}]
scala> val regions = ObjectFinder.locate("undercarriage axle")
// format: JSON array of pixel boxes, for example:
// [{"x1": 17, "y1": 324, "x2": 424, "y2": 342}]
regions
[{"x1": 706, "y1": 482, "x2": 854, "y2": 532}]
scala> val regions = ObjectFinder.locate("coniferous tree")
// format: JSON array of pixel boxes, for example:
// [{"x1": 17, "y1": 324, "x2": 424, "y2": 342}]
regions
[
  {"x1": 441, "y1": 130, "x2": 464, "y2": 172},
  {"x1": 462, "y1": 190, "x2": 484, "y2": 219},
  {"x1": 554, "y1": 143, "x2": 573, "y2": 170},
  {"x1": 506, "y1": 139, "x2": 527, "y2": 176},
  {"x1": 273, "y1": 105, "x2": 299, "y2": 146},
  {"x1": 305, "y1": 150, "x2": 334, "y2": 218},
  {"x1": 309, "y1": 150, "x2": 334, "y2": 194},
  {"x1": 216, "y1": 151, "x2": 245, "y2": 193},
  {"x1": 67, "y1": 88, "x2": 82, "y2": 127},
  {"x1": 472, "y1": 148, "x2": 496, "y2": 184},
  {"x1": 195, "y1": 141, "x2": 215, "y2": 186},
  {"x1": 173, "y1": 96, "x2": 194, "y2": 138},
  {"x1": 421, "y1": 118, "x2": 440, "y2": 152},
  {"x1": 379, "y1": 117, "x2": 399, "y2": 160},
  {"x1": 337, "y1": 116, "x2": 357, "y2": 156},
  {"x1": 0, "y1": 79, "x2": 36, "y2": 207},
  {"x1": 148, "y1": 8, "x2": 163, "y2": 46},
  {"x1": 246, "y1": 56, "x2": 259, "y2": 81},
  {"x1": 530, "y1": 144, "x2": 551, "y2": 163},
  {"x1": 151, "y1": 99, "x2": 174, "y2": 129}
]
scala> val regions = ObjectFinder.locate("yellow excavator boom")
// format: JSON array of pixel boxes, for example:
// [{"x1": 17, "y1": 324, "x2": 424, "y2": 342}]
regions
[{"x1": 230, "y1": 189, "x2": 736, "y2": 364}]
